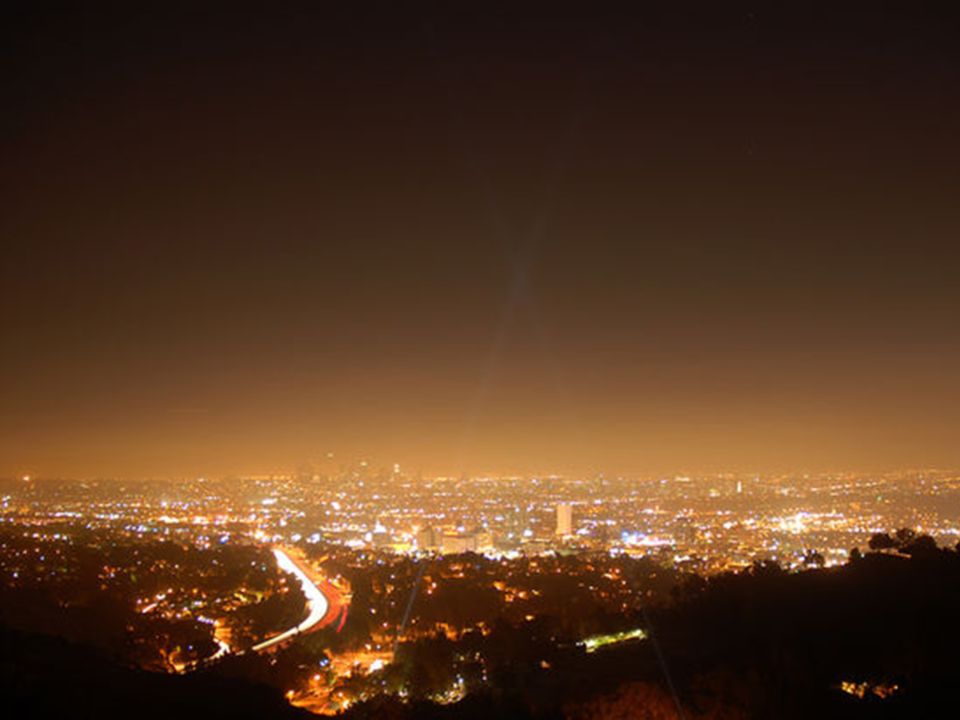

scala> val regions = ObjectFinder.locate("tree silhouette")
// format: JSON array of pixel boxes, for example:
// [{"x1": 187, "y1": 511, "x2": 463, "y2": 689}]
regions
[
  {"x1": 895, "y1": 527, "x2": 917, "y2": 546},
  {"x1": 868, "y1": 532, "x2": 897, "y2": 551},
  {"x1": 901, "y1": 534, "x2": 938, "y2": 557},
  {"x1": 566, "y1": 681, "x2": 682, "y2": 720}
]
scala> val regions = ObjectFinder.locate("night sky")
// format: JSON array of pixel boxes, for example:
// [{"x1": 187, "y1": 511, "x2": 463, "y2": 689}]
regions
[{"x1": 3, "y1": 3, "x2": 959, "y2": 478}]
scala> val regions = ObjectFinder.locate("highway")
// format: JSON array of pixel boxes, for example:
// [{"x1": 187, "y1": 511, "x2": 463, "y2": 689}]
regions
[
  {"x1": 251, "y1": 547, "x2": 330, "y2": 652},
  {"x1": 209, "y1": 636, "x2": 231, "y2": 662}
]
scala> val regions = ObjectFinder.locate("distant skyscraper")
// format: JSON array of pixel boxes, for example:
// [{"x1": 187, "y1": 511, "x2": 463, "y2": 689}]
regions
[
  {"x1": 441, "y1": 532, "x2": 477, "y2": 554},
  {"x1": 556, "y1": 503, "x2": 573, "y2": 536},
  {"x1": 416, "y1": 527, "x2": 439, "y2": 551}
]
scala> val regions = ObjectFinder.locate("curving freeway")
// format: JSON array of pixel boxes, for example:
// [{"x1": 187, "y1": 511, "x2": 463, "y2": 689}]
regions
[{"x1": 251, "y1": 547, "x2": 330, "y2": 652}]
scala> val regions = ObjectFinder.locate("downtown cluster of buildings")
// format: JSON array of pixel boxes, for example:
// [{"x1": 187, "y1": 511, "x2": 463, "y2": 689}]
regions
[{"x1": 2, "y1": 469, "x2": 958, "y2": 574}]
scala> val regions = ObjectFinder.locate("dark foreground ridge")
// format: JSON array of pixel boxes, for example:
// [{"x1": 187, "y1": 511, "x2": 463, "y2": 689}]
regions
[
  {"x1": 3, "y1": 543, "x2": 958, "y2": 719},
  {"x1": 0, "y1": 626, "x2": 309, "y2": 720},
  {"x1": 335, "y1": 547, "x2": 959, "y2": 720}
]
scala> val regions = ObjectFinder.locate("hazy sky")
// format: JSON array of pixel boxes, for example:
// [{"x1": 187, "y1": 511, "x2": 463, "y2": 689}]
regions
[{"x1": 3, "y1": 3, "x2": 959, "y2": 478}]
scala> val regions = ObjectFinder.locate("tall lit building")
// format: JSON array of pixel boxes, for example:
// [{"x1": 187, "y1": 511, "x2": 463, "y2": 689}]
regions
[
  {"x1": 441, "y1": 532, "x2": 477, "y2": 554},
  {"x1": 416, "y1": 527, "x2": 439, "y2": 551},
  {"x1": 556, "y1": 503, "x2": 573, "y2": 536}
]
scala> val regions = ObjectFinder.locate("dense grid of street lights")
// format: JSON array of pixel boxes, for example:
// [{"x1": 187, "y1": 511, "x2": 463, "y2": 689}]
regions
[{"x1": 3, "y1": 469, "x2": 958, "y2": 572}]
